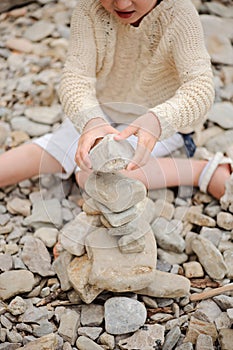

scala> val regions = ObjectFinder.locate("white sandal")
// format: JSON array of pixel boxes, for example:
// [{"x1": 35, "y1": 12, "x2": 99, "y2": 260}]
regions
[
  {"x1": 198, "y1": 151, "x2": 232, "y2": 193},
  {"x1": 198, "y1": 151, "x2": 233, "y2": 212}
]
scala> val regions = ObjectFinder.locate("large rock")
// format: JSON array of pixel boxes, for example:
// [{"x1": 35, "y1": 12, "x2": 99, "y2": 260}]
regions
[
  {"x1": 85, "y1": 172, "x2": 146, "y2": 213},
  {"x1": 104, "y1": 297, "x2": 147, "y2": 335},
  {"x1": 89, "y1": 134, "x2": 134, "y2": 172},
  {"x1": 85, "y1": 227, "x2": 157, "y2": 292},
  {"x1": 191, "y1": 236, "x2": 227, "y2": 280},
  {"x1": 16, "y1": 333, "x2": 60, "y2": 350},
  {"x1": 136, "y1": 270, "x2": 190, "y2": 298}
]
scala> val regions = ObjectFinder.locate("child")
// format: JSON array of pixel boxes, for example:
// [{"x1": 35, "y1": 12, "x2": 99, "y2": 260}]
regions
[{"x1": 0, "y1": 0, "x2": 232, "y2": 203}]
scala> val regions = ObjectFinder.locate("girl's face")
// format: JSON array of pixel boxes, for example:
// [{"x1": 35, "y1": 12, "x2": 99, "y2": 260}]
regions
[{"x1": 100, "y1": 0, "x2": 158, "y2": 26}]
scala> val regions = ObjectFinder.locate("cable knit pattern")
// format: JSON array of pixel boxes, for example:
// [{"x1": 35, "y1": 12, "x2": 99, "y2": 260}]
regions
[{"x1": 58, "y1": 0, "x2": 215, "y2": 139}]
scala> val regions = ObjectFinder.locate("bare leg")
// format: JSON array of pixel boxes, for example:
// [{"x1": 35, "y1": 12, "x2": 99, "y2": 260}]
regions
[
  {"x1": 75, "y1": 157, "x2": 231, "y2": 200},
  {"x1": 0, "y1": 143, "x2": 64, "y2": 188}
]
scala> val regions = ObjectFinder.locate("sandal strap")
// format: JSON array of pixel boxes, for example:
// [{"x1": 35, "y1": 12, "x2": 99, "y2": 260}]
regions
[{"x1": 198, "y1": 152, "x2": 228, "y2": 193}]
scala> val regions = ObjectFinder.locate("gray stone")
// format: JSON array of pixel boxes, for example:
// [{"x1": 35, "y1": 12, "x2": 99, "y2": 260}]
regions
[
  {"x1": 215, "y1": 312, "x2": 231, "y2": 330},
  {"x1": 23, "y1": 198, "x2": 62, "y2": 229},
  {"x1": 99, "y1": 332, "x2": 115, "y2": 350},
  {"x1": 24, "y1": 21, "x2": 55, "y2": 42},
  {"x1": 78, "y1": 327, "x2": 102, "y2": 340},
  {"x1": 223, "y1": 249, "x2": 233, "y2": 278},
  {"x1": 52, "y1": 251, "x2": 72, "y2": 291},
  {"x1": 76, "y1": 336, "x2": 103, "y2": 350},
  {"x1": 118, "y1": 233, "x2": 145, "y2": 254},
  {"x1": 201, "y1": 15, "x2": 233, "y2": 65},
  {"x1": 85, "y1": 228, "x2": 156, "y2": 292},
  {"x1": 0, "y1": 270, "x2": 34, "y2": 300},
  {"x1": 105, "y1": 297, "x2": 147, "y2": 335},
  {"x1": 61, "y1": 212, "x2": 101, "y2": 255},
  {"x1": 152, "y1": 217, "x2": 185, "y2": 253},
  {"x1": 118, "y1": 324, "x2": 165, "y2": 349},
  {"x1": 98, "y1": 202, "x2": 138, "y2": 227},
  {"x1": 194, "y1": 300, "x2": 222, "y2": 323},
  {"x1": 0, "y1": 254, "x2": 13, "y2": 272},
  {"x1": 25, "y1": 105, "x2": 61, "y2": 125},
  {"x1": 208, "y1": 102, "x2": 233, "y2": 129},
  {"x1": 8, "y1": 296, "x2": 26, "y2": 316},
  {"x1": 136, "y1": 270, "x2": 190, "y2": 298},
  {"x1": 89, "y1": 134, "x2": 135, "y2": 172},
  {"x1": 22, "y1": 237, "x2": 54, "y2": 277},
  {"x1": 85, "y1": 172, "x2": 146, "y2": 213},
  {"x1": 213, "y1": 295, "x2": 233, "y2": 310},
  {"x1": 191, "y1": 236, "x2": 227, "y2": 280},
  {"x1": 196, "y1": 334, "x2": 214, "y2": 350},
  {"x1": 205, "y1": 129, "x2": 233, "y2": 153},
  {"x1": 58, "y1": 309, "x2": 80, "y2": 345},
  {"x1": 67, "y1": 255, "x2": 103, "y2": 304},
  {"x1": 217, "y1": 212, "x2": 233, "y2": 230},
  {"x1": 11, "y1": 117, "x2": 51, "y2": 137},
  {"x1": 157, "y1": 249, "x2": 188, "y2": 265},
  {"x1": 34, "y1": 227, "x2": 58, "y2": 248},
  {"x1": 162, "y1": 326, "x2": 181, "y2": 350},
  {"x1": 81, "y1": 304, "x2": 104, "y2": 327}
]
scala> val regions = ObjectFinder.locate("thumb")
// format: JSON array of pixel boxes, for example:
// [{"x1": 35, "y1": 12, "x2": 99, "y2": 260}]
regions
[{"x1": 114, "y1": 124, "x2": 138, "y2": 141}]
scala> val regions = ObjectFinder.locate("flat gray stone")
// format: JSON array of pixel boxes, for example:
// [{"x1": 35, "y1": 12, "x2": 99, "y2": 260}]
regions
[
  {"x1": 105, "y1": 297, "x2": 147, "y2": 335},
  {"x1": 23, "y1": 198, "x2": 62, "y2": 229},
  {"x1": 136, "y1": 270, "x2": 190, "y2": 298},
  {"x1": 85, "y1": 172, "x2": 146, "y2": 213},
  {"x1": 60, "y1": 212, "x2": 101, "y2": 256},
  {"x1": 0, "y1": 270, "x2": 34, "y2": 300},
  {"x1": 89, "y1": 134, "x2": 134, "y2": 172},
  {"x1": 58, "y1": 309, "x2": 80, "y2": 345},
  {"x1": 191, "y1": 236, "x2": 227, "y2": 280},
  {"x1": 22, "y1": 237, "x2": 54, "y2": 277}
]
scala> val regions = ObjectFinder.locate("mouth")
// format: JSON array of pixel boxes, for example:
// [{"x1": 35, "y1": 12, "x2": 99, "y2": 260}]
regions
[{"x1": 115, "y1": 10, "x2": 135, "y2": 19}]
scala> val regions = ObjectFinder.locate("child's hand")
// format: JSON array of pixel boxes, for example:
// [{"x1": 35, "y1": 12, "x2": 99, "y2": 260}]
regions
[
  {"x1": 76, "y1": 117, "x2": 119, "y2": 171},
  {"x1": 114, "y1": 112, "x2": 161, "y2": 170}
]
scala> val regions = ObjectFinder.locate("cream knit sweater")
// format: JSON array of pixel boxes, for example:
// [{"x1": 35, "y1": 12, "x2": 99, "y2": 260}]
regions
[{"x1": 59, "y1": 0, "x2": 215, "y2": 140}]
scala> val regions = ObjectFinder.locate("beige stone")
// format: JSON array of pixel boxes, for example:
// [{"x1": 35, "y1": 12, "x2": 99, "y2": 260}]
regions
[
  {"x1": 217, "y1": 212, "x2": 233, "y2": 230},
  {"x1": 85, "y1": 228, "x2": 157, "y2": 292},
  {"x1": 118, "y1": 234, "x2": 145, "y2": 254},
  {"x1": 136, "y1": 270, "x2": 190, "y2": 298},
  {"x1": 67, "y1": 255, "x2": 103, "y2": 304},
  {"x1": 184, "y1": 316, "x2": 218, "y2": 344},
  {"x1": 183, "y1": 261, "x2": 204, "y2": 278}
]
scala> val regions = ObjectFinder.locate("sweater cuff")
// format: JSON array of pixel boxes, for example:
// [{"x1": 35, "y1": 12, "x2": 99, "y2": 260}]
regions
[
  {"x1": 71, "y1": 105, "x2": 107, "y2": 134},
  {"x1": 149, "y1": 107, "x2": 176, "y2": 140}
]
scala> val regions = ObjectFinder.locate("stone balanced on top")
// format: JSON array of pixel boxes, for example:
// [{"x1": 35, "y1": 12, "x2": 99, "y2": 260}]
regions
[{"x1": 58, "y1": 134, "x2": 190, "y2": 303}]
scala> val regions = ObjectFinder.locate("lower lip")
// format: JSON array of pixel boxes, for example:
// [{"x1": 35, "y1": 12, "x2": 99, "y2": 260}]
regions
[{"x1": 115, "y1": 11, "x2": 135, "y2": 19}]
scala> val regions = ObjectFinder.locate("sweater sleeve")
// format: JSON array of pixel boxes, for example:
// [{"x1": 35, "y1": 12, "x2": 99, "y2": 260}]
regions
[
  {"x1": 58, "y1": 1, "x2": 107, "y2": 133},
  {"x1": 149, "y1": 0, "x2": 215, "y2": 140}
]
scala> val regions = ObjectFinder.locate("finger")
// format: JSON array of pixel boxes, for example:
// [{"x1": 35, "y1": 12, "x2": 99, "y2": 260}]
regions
[
  {"x1": 127, "y1": 135, "x2": 155, "y2": 170},
  {"x1": 114, "y1": 124, "x2": 138, "y2": 141}
]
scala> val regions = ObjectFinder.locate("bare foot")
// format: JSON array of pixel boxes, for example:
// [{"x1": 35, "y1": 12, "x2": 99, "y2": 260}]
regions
[{"x1": 208, "y1": 164, "x2": 231, "y2": 200}]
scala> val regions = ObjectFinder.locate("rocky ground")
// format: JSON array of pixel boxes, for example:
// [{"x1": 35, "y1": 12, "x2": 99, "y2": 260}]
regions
[{"x1": 0, "y1": 0, "x2": 233, "y2": 349}]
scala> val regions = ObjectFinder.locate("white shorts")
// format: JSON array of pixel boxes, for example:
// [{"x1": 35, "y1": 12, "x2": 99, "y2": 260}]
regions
[{"x1": 33, "y1": 118, "x2": 184, "y2": 179}]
